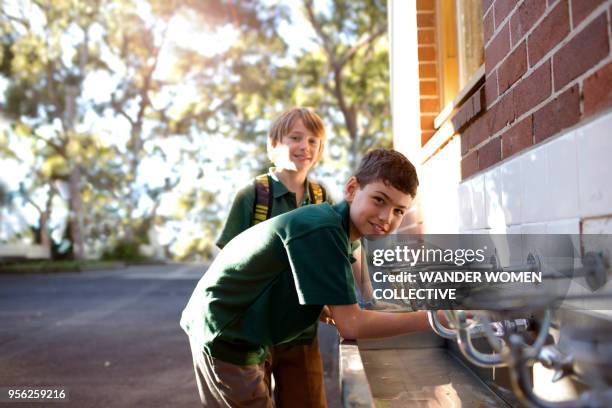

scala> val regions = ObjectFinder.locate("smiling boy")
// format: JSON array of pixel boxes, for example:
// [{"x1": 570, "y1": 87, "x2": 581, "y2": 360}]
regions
[
  {"x1": 181, "y1": 148, "x2": 434, "y2": 407},
  {"x1": 216, "y1": 108, "x2": 329, "y2": 249}
]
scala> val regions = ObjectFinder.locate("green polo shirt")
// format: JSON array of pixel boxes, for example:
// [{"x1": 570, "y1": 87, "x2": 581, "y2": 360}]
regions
[
  {"x1": 216, "y1": 170, "x2": 333, "y2": 249},
  {"x1": 214, "y1": 170, "x2": 333, "y2": 345},
  {"x1": 181, "y1": 201, "x2": 358, "y2": 365}
]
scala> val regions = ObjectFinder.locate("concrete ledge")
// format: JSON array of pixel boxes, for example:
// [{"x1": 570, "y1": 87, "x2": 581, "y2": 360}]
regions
[
  {"x1": 340, "y1": 332, "x2": 443, "y2": 407},
  {"x1": 340, "y1": 340, "x2": 374, "y2": 408},
  {"x1": 358, "y1": 347, "x2": 509, "y2": 407},
  {"x1": 357, "y1": 331, "x2": 444, "y2": 350},
  {"x1": 0, "y1": 244, "x2": 50, "y2": 259}
]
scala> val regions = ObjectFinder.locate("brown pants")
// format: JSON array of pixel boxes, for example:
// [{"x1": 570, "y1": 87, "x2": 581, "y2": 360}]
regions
[
  {"x1": 190, "y1": 337, "x2": 273, "y2": 408},
  {"x1": 271, "y1": 337, "x2": 327, "y2": 408},
  {"x1": 189, "y1": 337, "x2": 327, "y2": 408}
]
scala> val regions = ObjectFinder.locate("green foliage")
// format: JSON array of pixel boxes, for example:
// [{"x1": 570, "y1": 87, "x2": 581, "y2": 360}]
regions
[
  {"x1": 101, "y1": 240, "x2": 147, "y2": 262},
  {"x1": 0, "y1": 0, "x2": 391, "y2": 260}
]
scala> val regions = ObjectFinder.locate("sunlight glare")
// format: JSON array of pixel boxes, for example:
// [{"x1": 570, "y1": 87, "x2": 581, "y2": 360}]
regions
[{"x1": 155, "y1": 14, "x2": 239, "y2": 80}]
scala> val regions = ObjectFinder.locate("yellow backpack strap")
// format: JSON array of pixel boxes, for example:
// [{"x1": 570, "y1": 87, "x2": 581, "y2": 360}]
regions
[
  {"x1": 308, "y1": 181, "x2": 326, "y2": 204},
  {"x1": 253, "y1": 174, "x2": 273, "y2": 225}
]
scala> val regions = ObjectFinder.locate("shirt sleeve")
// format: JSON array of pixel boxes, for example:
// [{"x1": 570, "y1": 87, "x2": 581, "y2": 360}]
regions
[
  {"x1": 284, "y1": 227, "x2": 357, "y2": 306},
  {"x1": 215, "y1": 184, "x2": 255, "y2": 249}
]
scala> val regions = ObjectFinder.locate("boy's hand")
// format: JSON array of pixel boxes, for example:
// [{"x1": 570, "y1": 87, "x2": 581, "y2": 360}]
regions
[{"x1": 319, "y1": 306, "x2": 336, "y2": 325}]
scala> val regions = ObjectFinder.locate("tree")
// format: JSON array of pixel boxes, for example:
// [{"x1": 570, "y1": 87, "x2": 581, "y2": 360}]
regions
[
  {"x1": 0, "y1": 0, "x2": 108, "y2": 259},
  {"x1": 300, "y1": 0, "x2": 391, "y2": 171},
  {"x1": 98, "y1": 0, "x2": 177, "y2": 243},
  {"x1": 146, "y1": 0, "x2": 392, "y2": 254},
  {"x1": 175, "y1": 0, "x2": 391, "y2": 178},
  {"x1": 0, "y1": 0, "x2": 392, "y2": 260},
  {"x1": 0, "y1": 0, "x2": 189, "y2": 257}
]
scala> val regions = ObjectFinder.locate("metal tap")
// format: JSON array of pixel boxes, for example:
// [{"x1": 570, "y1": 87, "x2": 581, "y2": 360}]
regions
[{"x1": 507, "y1": 335, "x2": 612, "y2": 408}]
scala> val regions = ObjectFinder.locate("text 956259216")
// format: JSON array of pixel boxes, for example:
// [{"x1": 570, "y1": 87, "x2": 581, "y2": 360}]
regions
[{"x1": 0, "y1": 387, "x2": 69, "y2": 402}]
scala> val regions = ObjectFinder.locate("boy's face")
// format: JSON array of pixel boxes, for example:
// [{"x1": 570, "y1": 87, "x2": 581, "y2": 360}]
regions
[
  {"x1": 271, "y1": 118, "x2": 322, "y2": 173},
  {"x1": 344, "y1": 177, "x2": 413, "y2": 240}
]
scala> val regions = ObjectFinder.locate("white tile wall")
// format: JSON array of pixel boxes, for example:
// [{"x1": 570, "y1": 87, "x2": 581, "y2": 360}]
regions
[
  {"x1": 546, "y1": 131, "x2": 580, "y2": 220},
  {"x1": 458, "y1": 181, "x2": 472, "y2": 231},
  {"x1": 500, "y1": 154, "x2": 522, "y2": 225},
  {"x1": 506, "y1": 225, "x2": 522, "y2": 234},
  {"x1": 519, "y1": 224, "x2": 549, "y2": 271},
  {"x1": 546, "y1": 218, "x2": 582, "y2": 288},
  {"x1": 576, "y1": 113, "x2": 612, "y2": 218},
  {"x1": 520, "y1": 220, "x2": 547, "y2": 239},
  {"x1": 484, "y1": 166, "x2": 505, "y2": 230},
  {"x1": 576, "y1": 227, "x2": 612, "y2": 311},
  {"x1": 451, "y1": 113, "x2": 612, "y2": 324},
  {"x1": 582, "y1": 217, "x2": 612, "y2": 233},
  {"x1": 461, "y1": 110, "x2": 612, "y2": 233},
  {"x1": 578, "y1": 220, "x2": 612, "y2": 313},
  {"x1": 521, "y1": 145, "x2": 549, "y2": 223},
  {"x1": 546, "y1": 218, "x2": 580, "y2": 234},
  {"x1": 471, "y1": 175, "x2": 486, "y2": 229}
]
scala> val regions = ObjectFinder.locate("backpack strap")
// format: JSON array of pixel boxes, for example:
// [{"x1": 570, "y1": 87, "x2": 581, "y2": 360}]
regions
[
  {"x1": 308, "y1": 181, "x2": 327, "y2": 204},
  {"x1": 253, "y1": 174, "x2": 273, "y2": 225}
]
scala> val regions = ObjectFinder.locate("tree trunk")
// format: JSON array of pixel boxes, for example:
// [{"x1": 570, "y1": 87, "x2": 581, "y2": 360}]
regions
[
  {"x1": 68, "y1": 162, "x2": 85, "y2": 260},
  {"x1": 63, "y1": 26, "x2": 89, "y2": 260},
  {"x1": 349, "y1": 134, "x2": 360, "y2": 171},
  {"x1": 38, "y1": 189, "x2": 54, "y2": 250},
  {"x1": 65, "y1": 82, "x2": 85, "y2": 260}
]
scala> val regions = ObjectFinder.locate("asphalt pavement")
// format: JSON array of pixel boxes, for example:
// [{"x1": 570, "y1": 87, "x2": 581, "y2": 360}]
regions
[
  {"x1": 0, "y1": 264, "x2": 204, "y2": 407},
  {"x1": 0, "y1": 264, "x2": 342, "y2": 408}
]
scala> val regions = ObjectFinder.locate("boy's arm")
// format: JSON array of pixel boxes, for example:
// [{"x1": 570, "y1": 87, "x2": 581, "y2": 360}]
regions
[
  {"x1": 328, "y1": 304, "x2": 436, "y2": 340},
  {"x1": 215, "y1": 185, "x2": 255, "y2": 249},
  {"x1": 350, "y1": 246, "x2": 373, "y2": 299},
  {"x1": 351, "y1": 248, "x2": 401, "y2": 310}
]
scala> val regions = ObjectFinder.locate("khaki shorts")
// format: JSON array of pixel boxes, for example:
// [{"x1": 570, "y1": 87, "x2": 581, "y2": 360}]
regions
[
  {"x1": 189, "y1": 337, "x2": 273, "y2": 408},
  {"x1": 189, "y1": 337, "x2": 326, "y2": 408}
]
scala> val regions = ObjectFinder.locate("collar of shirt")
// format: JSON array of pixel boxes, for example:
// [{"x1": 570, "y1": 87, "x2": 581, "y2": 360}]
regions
[
  {"x1": 268, "y1": 168, "x2": 311, "y2": 204},
  {"x1": 332, "y1": 200, "x2": 360, "y2": 262}
]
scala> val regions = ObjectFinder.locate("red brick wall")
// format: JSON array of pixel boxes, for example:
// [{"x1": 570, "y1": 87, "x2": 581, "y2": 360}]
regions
[
  {"x1": 417, "y1": 0, "x2": 440, "y2": 146},
  {"x1": 460, "y1": 0, "x2": 612, "y2": 179}
]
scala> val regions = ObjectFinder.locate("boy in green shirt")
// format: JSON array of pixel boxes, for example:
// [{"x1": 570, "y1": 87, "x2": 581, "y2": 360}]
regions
[
  {"x1": 216, "y1": 107, "x2": 330, "y2": 248},
  {"x1": 215, "y1": 108, "x2": 332, "y2": 407},
  {"x1": 181, "y1": 148, "x2": 436, "y2": 408}
]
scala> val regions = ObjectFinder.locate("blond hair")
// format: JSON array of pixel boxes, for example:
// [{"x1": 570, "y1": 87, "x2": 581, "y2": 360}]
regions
[{"x1": 267, "y1": 108, "x2": 326, "y2": 161}]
